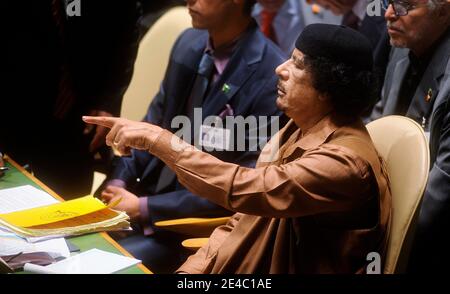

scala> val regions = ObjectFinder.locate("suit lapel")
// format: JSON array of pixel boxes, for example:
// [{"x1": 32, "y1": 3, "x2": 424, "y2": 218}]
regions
[
  {"x1": 383, "y1": 55, "x2": 409, "y2": 115},
  {"x1": 163, "y1": 36, "x2": 206, "y2": 128},
  {"x1": 202, "y1": 26, "x2": 265, "y2": 118},
  {"x1": 428, "y1": 30, "x2": 450, "y2": 163},
  {"x1": 406, "y1": 67, "x2": 440, "y2": 126},
  {"x1": 407, "y1": 29, "x2": 450, "y2": 127},
  {"x1": 143, "y1": 32, "x2": 207, "y2": 181},
  {"x1": 429, "y1": 29, "x2": 450, "y2": 115},
  {"x1": 202, "y1": 59, "x2": 255, "y2": 117}
]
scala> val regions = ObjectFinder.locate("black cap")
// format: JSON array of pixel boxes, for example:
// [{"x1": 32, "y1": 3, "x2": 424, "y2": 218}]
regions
[{"x1": 295, "y1": 24, "x2": 373, "y2": 71}]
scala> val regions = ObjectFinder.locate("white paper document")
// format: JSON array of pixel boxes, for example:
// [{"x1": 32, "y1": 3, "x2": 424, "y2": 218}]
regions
[
  {"x1": 0, "y1": 185, "x2": 59, "y2": 214},
  {"x1": 0, "y1": 185, "x2": 61, "y2": 243},
  {"x1": 24, "y1": 248, "x2": 140, "y2": 274},
  {"x1": 0, "y1": 227, "x2": 70, "y2": 258}
]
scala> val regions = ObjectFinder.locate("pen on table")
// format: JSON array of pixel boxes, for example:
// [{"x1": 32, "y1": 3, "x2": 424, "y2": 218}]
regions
[{"x1": 0, "y1": 167, "x2": 9, "y2": 172}]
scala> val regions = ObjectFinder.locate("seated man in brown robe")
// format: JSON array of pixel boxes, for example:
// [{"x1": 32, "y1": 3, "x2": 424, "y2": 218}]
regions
[{"x1": 83, "y1": 24, "x2": 391, "y2": 274}]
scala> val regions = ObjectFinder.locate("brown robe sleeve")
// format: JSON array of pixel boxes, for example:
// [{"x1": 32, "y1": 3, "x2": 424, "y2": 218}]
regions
[{"x1": 150, "y1": 130, "x2": 373, "y2": 219}]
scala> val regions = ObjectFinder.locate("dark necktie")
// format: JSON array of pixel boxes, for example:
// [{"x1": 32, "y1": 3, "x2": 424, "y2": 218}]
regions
[
  {"x1": 260, "y1": 9, "x2": 277, "y2": 44},
  {"x1": 155, "y1": 52, "x2": 215, "y2": 193},
  {"x1": 52, "y1": 0, "x2": 76, "y2": 120},
  {"x1": 186, "y1": 52, "x2": 215, "y2": 120}
]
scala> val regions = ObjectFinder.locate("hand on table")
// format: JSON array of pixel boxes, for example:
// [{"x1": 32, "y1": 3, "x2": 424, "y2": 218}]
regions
[{"x1": 101, "y1": 185, "x2": 140, "y2": 220}]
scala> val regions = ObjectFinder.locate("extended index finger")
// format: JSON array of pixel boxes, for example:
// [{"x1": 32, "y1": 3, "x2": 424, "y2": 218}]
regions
[{"x1": 82, "y1": 116, "x2": 119, "y2": 129}]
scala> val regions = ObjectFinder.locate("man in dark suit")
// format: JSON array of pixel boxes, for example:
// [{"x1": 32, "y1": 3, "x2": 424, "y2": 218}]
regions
[
  {"x1": 0, "y1": 0, "x2": 140, "y2": 198},
  {"x1": 370, "y1": 0, "x2": 450, "y2": 272},
  {"x1": 99, "y1": 0, "x2": 286, "y2": 272}
]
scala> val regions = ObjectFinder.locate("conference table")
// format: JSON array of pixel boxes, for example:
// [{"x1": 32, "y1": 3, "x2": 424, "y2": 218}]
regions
[{"x1": 0, "y1": 155, "x2": 152, "y2": 274}]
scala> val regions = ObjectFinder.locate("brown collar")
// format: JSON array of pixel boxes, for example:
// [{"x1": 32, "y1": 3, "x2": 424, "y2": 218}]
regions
[{"x1": 279, "y1": 113, "x2": 354, "y2": 160}]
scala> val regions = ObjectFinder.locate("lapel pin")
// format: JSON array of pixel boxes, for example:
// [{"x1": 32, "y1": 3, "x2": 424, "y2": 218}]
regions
[
  {"x1": 425, "y1": 88, "x2": 433, "y2": 102},
  {"x1": 421, "y1": 117, "x2": 427, "y2": 129},
  {"x1": 222, "y1": 83, "x2": 231, "y2": 94}
]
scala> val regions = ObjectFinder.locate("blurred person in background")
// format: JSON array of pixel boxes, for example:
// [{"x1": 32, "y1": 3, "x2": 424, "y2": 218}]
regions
[
  {"x1": 0, "y1": 0, "x2": 141, "y2": 199},
  {"x1": 252, "y1": 0, "x2": 341, "y2": 55}
]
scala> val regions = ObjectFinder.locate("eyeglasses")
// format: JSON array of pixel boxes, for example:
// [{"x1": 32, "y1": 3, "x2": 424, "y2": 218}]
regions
[{"x1": 382, "y1": 0, "x2": 429, "y2": 16}]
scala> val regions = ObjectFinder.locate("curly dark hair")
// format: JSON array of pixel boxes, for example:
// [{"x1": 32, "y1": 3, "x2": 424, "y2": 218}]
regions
[{"x1": 303, "y1": 55, "x2": 379, "y2": 117}]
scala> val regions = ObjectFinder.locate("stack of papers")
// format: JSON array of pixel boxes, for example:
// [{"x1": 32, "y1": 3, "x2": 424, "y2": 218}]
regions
[
  {"x1": 0, "y1": 185, "x2": 130, "y2": 240},
  {"x1": 0, "y1": 227, "x2": 70, "y2": 258}
]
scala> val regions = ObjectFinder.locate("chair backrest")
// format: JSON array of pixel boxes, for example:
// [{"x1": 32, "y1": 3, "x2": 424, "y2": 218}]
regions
[
  {"x1": 366, "y1": 115, "x2": 430, "y2": 274},
  {"x1": 120, "y1": 6, "x2": 191, "y2": 120},
  {"x1": 154, "y1": 217, "x2": 230, "y2": 237}
]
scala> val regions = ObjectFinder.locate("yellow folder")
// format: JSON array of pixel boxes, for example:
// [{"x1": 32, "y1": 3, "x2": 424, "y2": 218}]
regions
[{"x1": 0, "y1": 196, "x2": 116, "y2": 228}]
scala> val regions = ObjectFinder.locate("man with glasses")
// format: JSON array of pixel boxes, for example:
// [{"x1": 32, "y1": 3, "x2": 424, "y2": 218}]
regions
[
  {"x1": 381, "y1": 0, "x2": 430, "y2": 16},
  {"x1": 371, "y1": 0, "x2": 450, "y2": 272}
]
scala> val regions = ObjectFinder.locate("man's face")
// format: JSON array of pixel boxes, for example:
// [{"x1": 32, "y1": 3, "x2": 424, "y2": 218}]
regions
[
  {"x1": 275, "y1": 49, "x2": 325, "y2": 121},
  {"x1": 312, "y1": 0, "x2": 357, "y2": 15},
  {"x1": 385, "y1": 1, "x2": 442, "y2": 50},
  {"x1": 257, "y1": 0, "x2": 286, "y2": 12},
  {"x1": 186, "y1": 0, "x2": 235, "y2": 30}
]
